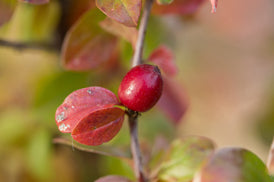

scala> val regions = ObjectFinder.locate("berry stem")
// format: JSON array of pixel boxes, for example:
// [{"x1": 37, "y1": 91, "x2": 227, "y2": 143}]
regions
[
  {"x1": 128, "y1": 0, "x2": 154, "y2": 181},
  {"x1": 128, "y1": 112, "x2": 146, "y2": 182},
  {"x1": 132, "y1": 0, "x2": 154, "y2": 67}
]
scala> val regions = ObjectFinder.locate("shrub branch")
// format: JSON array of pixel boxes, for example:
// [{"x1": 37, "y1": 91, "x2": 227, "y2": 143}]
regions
[{"x1": 128, "y1": 0, "x2": 154, "y2": 181}]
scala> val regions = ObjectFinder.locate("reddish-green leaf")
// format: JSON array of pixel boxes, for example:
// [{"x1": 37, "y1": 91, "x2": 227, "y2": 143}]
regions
[
  {"x1": 193, "y1": 148, "x2": 272, "y2": 182},
  {"x1": 267, "y1": 139, "x2": 274, "y2": 175},
  {"x1": 157, "y1": 136, "x2": 215, "y2": 182},
  {"x1": 99, "y1": 18, "x2": 138, "y2": 47},
  {"x1": 156, "y1": 77, "x2": 188, "y2": 124},
  {"x1": 95, "y1": 175, "x2": 132, "y2": 182},
  {"x1": 96, "y1": 0, "x2": 141, "y2": 27},
  {"x1": 61, "y1": 9, "x2": 118, "y2": 71},
  {"x1": 55, "y1": 87, "x2": 119, "y2": 133},
  {"x1": 19, "y1": 0, "x2": 49, "y2": 5},
  {"x1": 152, "y1": 0, "x2": 206, "y2": 15},
  {"x1": 72, "y1": 106, "x2": 125, "y2": 146},
  {"x1": 148, "y1": 45, "x2": 177, "y2": 76}
]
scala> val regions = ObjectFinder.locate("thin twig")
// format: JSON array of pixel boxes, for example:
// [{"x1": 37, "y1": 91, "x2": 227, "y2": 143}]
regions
[
  {"x1": 128, "y1": 111, "x2": 146, "y2": 182},
  {"x1": 132, "y1": 0, "x2": 154, "y2": 67},
  {"x1": 0, "y1": 39, "x2": 58, "y2": 51},
  {"x1": 128, "y1": 0, "x2": 154, "y2": 181}
]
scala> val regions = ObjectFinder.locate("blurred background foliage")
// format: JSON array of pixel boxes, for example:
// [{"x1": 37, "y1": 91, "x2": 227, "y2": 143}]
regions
[{"x1": 0, "y1": 0, "x2": 273, "y2": 181}]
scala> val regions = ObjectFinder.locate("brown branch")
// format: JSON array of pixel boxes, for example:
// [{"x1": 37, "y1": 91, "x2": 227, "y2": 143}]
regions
[
  {"x1": 0, "y1": 39, "x2": 58, "y2": 51},
  {"x1": 132, "y1": 0, "x2": 154, "y2": 67},
  {"x1": 128, "y1": 0, "x2": 154, "y2": 182},
  {"x1": 128, "y1": 111, "x2": 146, "y2": 182}
]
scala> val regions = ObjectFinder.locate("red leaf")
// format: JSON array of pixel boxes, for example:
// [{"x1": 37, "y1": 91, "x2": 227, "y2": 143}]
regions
[
  {"x1": 152, "y1": 0, "x2": 206, "y2": 15},
  {"x1": 148, "y1": 45, "x2": 178, "y2": 76},
  {"x1": 61, "y1": 10, "x2": 118, "y2": 71},
  {"x1": 96, "y1": 0, "x2": 141, "y2": 27},
  {"x1": 63, "y1": 0, "x2": 96, "y2": 28},
  {"x1": 18, "y1": 0, "x2": 49, "y2": 5},
  {"x1": 156, "y1": 77, "x2": 189, "y2": 124},
  {"x1": 72, "y1": 106, "x2": 125, "y2": 146},
  {"x1": 99, "y1": 18, "x2": 138, "y2": 48},
  {"x1": 55, "y1": 87, "x2": 119, "y2": 133},
  {"x1": 210, "y1": 0, "x2": 218, "y2": 13},
  {"x1": 95, "y1": 175, "x2": 133, "y2": 182}
]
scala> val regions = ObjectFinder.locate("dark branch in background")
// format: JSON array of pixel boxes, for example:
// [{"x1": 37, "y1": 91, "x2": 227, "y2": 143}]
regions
[
  {"x1": 0, "y1": 39, "x2": 58, "y2": 51},
  {"x1": 128, "y1": 0, "x2": 154, "y2": 182}
]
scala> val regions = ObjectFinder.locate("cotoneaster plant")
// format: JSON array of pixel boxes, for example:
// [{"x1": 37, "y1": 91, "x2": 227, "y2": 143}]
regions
[
  {"x1": 46, "y1": 0, "x2": 273, "y2": 182},
  {"x1": 0, "y1": 0, "x2": 273, "y2": 182}
]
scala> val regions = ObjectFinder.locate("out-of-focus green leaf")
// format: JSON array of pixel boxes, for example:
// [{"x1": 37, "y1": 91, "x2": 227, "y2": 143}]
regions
[
  {"x1": 257, "y1": 85, "x2": 274, "y2": 145},
  {"x1": 99, "y1": 156, "x2": 135, "y2": 181},
  {"x1": 26, "y1": 128, "x2": 53, "y2": 181},
  {"x1": 61, "y1": 9, "x2": 118, "y2": 71},
  {"x1": 144, "y1": 16, "x2": 175, "y2": 58},
  {"x1": 139, "y1": 110, "x2": 175, "y2": 143},
  {"x1": 157, "y1": 136, "x2": 215, "y2": 182},
  {"x1": 96, "y1": 0, "x2": 141, "y2": 27},
  {"x1": 157, "y1": 0, "x2": 174, "y2": 5},
  {"x1": 0, "y1": 109, "x2": 33, "y2": 146},
  {"x1": 193, "y1": 148, "x2": 272, "y2": 182},
  {"x1": 0, "y1": 1, "x2": 60, "y2": 42},
  {"x1": 33, "y1": 71, "x2": 90, "y2": 128}
]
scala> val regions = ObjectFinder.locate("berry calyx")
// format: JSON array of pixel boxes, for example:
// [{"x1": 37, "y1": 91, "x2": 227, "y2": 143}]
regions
[{"x1": 118, "y1": 64, "x2": 163, "y2": 112}]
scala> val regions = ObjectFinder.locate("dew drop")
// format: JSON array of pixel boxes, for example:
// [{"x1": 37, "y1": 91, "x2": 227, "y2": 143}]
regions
[
  {"x1": 59, "y1": 123, "x2": 70, "y2": 132},
  {"x1": 87, "y1": 89, "x2": 93, "y2": 95},
  {"x1": 56, "y1": 112, "x2": 66, "y2": 123}
]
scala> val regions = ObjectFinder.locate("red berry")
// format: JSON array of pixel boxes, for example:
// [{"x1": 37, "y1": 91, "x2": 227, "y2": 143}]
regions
[{"x1": 118, "y1": 64, "x2": 163, "y2": 112}]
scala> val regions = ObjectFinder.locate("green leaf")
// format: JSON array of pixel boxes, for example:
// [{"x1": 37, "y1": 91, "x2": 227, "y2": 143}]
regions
[
  {"x1": 26, "y1": 128, "x2": 53, "y2": 181},
  {"x1": 0, "y1": 109, "x2": 33, "y2": 146},
  {"x1": 0, "y1": 1, "x2": 60, "y2": 42},
  {"x1": 61, "y1": 9, "x2": 118, "y2": 71},
  {"x1": 157, "y1": 0, "x2": 174, "y2": 5},
  {"x1": 99, "y1": 156, "x2": 135, "y2": 181},
  {"x1": 193, "y1": 148, "x2": 272, "y2": 182},
  {"x1": 157, "y1": 136, "x2": 215, "y2": 182},
  {"x1": 96, "y1": 0, "x2": 141, "y2": 27}
]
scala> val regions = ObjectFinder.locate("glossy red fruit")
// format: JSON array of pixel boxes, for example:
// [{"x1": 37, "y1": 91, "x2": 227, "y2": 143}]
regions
[{"x1": 118, "y1": 64, "x2": 163, "y2": 112}]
